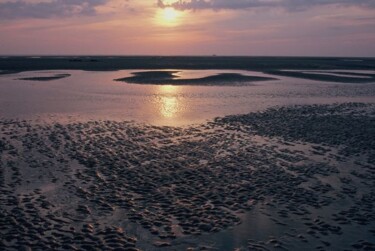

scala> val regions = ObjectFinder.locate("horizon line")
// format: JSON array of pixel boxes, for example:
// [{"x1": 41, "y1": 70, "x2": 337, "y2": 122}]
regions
[{"x1": 1, "y1": 54, "x2": 375, "y2": 59}]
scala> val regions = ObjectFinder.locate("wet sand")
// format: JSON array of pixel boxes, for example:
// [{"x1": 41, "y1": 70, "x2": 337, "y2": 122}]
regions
[{"x1": 1, "y1": 103, "x2": 374, "y2": 250}]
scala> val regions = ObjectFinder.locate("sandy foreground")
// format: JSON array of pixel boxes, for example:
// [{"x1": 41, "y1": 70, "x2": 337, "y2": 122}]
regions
[{"x1": 1, "y1": 103, "x2": 374, "y2": 250}]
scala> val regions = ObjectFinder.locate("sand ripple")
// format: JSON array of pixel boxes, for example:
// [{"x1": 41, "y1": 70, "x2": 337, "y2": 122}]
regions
[{"x1": 1, "y1": 103, "x2": 374, "y2": 250}]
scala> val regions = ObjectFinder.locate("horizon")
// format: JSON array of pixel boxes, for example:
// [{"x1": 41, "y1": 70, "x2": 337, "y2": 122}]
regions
[
  {"x1": 1, "y1": 0, "x2": 374, "y2": 57},
  {"x1": 1, "y1": 54, "x2": 375, "y2": 59}
]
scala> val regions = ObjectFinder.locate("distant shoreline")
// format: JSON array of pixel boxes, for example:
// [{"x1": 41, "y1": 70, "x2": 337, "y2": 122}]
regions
[{"x1": 1, "y1": 56, "x2": 374, "y2": 73}]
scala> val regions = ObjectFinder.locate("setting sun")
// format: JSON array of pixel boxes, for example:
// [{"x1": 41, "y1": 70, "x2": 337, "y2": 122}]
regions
[
  {"x1": 163, "y1": 8, "x2": 178, "y2": 22},
  {"x1": 156, "y1": 7, "x2": 183, "y2": 26}
]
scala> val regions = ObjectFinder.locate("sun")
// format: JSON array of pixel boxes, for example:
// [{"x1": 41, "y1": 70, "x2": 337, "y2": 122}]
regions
[
  {"x1": 163, "y1": 7, "x2": 179, "y2": 22},
  {"x1": 156, "y1": 7, "x2": 183, "y2": 26}
]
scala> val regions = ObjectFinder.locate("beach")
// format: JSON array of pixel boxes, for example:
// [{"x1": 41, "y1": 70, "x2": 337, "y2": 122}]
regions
[{"x1": 0, "y1": 57, "x2": 375, "y2": 250}]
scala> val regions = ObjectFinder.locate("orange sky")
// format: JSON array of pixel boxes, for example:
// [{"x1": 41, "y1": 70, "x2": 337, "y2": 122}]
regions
[{"x1": 0, "y1": 0, "x2": 374, "y2": 56}]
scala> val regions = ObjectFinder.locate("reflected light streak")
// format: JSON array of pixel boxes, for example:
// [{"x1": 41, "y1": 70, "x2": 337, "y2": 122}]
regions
[
  {"x1": 157, "y1": 85, "x2": 181, "y2": 118},
  {"x1": 160, "y1": 85, "x2": 178, "y2": 93},
  {"x1": 160, "y1": 96, "x2": 179, "y2": 118}
]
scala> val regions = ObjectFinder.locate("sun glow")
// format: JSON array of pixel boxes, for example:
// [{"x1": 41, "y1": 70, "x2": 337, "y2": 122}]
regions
[
  {"x1": 156, "y1": 7, "x2": 183, "y2": 26},
  {"x1": 164, "y1": 8, "x2": 178, "y2": 22}
]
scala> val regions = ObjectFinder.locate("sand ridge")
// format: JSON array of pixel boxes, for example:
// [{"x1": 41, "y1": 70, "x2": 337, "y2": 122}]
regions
[
  {"x1": 16, "y1": 73, "x2": 71, "y2": 81},
  {"x1": 115, "y1": 71, "x2": 276, "y2": 86}
]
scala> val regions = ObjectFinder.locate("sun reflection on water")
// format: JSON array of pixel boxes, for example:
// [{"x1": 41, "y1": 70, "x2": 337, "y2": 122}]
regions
[
  {"x1": 160, "y1": 96, "x2": 179, "y2": 118},
  {"x1": 157, "y1": 85, "x2": 181, "y2": 119},
  {"x1": 160, "y1": 84, "x2": 178, "y2": 94}
]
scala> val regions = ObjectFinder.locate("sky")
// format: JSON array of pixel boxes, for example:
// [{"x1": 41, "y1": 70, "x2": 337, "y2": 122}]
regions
[{"x1": 0, "y1": 0, "x2": 374, "y2": 56}]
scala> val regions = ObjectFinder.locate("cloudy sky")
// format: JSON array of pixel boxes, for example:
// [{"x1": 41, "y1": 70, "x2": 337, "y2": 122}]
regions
[{"x1": 0, "y1": 0, "x2": 374, "y2": 56}]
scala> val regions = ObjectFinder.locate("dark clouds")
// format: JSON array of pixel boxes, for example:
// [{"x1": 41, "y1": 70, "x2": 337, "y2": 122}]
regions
[
  {"x1": 0, "y1": 0, "x2": 109, "y2": 19},
  {"x1": 157, "y1": 0, "x2": 375, "y2": 11}
]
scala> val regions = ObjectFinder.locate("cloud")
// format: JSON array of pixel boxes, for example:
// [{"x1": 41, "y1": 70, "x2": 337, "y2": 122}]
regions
[
  {"x1": 157, "y1": 0, "x2": 375, "y2": 11},
  {"x1": 0, "y1": 0, "x2": 129, "y2": 19}
]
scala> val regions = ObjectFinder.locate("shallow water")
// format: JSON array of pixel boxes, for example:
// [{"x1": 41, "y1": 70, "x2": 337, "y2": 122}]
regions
[
  {"x1": 283, "y1": 69, "x2": 375, "y2": 79},
  {"x1": 0, "y1": 69, "x2": 374, "y2": 126}
]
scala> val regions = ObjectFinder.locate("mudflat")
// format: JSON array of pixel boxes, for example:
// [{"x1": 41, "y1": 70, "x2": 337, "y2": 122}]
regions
[{"x1": 1, "y1": 103, "x2": 375, "y2": 250}]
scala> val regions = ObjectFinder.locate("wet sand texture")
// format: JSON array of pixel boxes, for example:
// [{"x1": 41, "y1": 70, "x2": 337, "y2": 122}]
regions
[
  {"x1": 0, "y1": 103, "x2": 374, "y2": 250},
  {"x1": 115, "y1": 71, "x2": 276, "y2": 85}
]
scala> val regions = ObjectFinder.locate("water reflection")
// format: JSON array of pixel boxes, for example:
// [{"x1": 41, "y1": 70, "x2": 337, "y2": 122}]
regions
[
  {"x1": 159, "y1": 85, "x2": 178, "y2": 94},
  {"x1": 157, "y1": 85, "x2": 181, "y2": 119},
  {"x1": 4, "y1": 69, "x2": 373, "y2": 127},
  {"x1": 160, "y1": 96, "x2": 179, "y2": 118}
]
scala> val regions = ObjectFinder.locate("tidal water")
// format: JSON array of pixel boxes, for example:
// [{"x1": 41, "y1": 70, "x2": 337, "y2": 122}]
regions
[{"x1": 0, "y1": 69, "x2": 374, "y2": 126}]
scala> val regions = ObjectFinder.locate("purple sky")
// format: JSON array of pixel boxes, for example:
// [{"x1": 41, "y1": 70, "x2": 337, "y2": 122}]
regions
[{"x1": 0, "y1": 0, "x2": 374, "y2": 56}]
